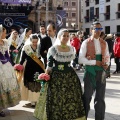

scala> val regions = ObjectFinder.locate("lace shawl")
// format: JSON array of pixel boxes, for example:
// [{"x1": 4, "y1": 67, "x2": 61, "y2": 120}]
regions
[
  {"x1": 23, "y1": 45, "x2": 40, "y2": 58},
  {"x1": 0, "y1": 39, "x2": 8, "y2": 55}
]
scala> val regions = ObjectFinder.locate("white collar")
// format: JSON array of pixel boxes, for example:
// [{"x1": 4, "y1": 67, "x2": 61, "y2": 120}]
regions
[
  {"x1": 50, "y1": 36, "x2": 56, "y2": 39},
  {"x1": 94, "y1": 38, "x2": 99, "y2": 41},
  {"x1": 90, "y1": 36, "x2": 99, "y2": 41}
]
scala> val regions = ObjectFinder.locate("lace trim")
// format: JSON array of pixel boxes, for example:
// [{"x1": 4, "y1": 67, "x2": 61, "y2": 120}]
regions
[{"x1": 51, "y1": 45, "x2": 76, "y2": 62}]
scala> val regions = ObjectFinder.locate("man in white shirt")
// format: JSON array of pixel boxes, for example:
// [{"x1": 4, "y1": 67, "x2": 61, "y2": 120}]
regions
[{"x1": 79, "y1": 21, "x2": 110, "y2": 120}]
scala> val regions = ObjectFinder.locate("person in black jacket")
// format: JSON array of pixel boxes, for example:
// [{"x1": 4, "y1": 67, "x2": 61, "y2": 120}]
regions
[
  {"x1": 19, "y1": 34, "x2": 44, "y2": 106},
  {"x1": 40, "y1": 23, "x2": 56, "y2": 67},
  {"x1": 105, "y1": 34, "x2": 114, "y2": 78},
  {"x1": 37, "y1": 25, "x2": 47, "y2": 40}
]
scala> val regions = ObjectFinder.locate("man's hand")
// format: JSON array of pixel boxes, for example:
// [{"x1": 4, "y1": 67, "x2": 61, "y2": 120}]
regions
[{"x1": 96, "y1": 61, "x2": 102, "y2": 67}]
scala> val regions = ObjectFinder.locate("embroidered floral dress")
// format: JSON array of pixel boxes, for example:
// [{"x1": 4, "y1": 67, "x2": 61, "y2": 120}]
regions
[
  {"x1": 34, "y1": 45, "x2": 86, "y2": 120},
  {"x1": 0, "y1": 40, "x2": 21, "y2": 111}
]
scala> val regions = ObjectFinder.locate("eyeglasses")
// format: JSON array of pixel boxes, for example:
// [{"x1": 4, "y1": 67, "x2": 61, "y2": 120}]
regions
[{"x1": 94, "y1": 28, "x2": 103, "y2": 31}]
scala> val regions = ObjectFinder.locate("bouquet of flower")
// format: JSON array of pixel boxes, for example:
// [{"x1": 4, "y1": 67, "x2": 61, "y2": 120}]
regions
[
  {"x1": 13, "y1": 49, "x2": 19, "y2": 54},
  {"x1": 14, "y1": 64, "x2": 24, "y2": 71},
  {"x1": 34, "y1": 72, "x2": 50, "y2": 92}
]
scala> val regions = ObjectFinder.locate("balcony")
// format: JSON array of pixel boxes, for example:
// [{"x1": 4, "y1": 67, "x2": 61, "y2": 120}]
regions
[
  {"x1": 116, "y1": 11, "x2": 120, "y2": 19},
  {"x1": 94, "y1": 14, "x2": 99, "y2": 18},
  {"x1": 104, "y1": 12, "x2": 110, "y2": 20},
  {"x1": 84, "y1": 16, "x2": 89, "y2": 22}
]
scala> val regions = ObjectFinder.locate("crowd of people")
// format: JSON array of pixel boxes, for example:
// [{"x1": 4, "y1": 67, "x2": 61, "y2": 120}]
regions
[{"x1": 0, "y1": 21, "x2": 120, "y2": 120}]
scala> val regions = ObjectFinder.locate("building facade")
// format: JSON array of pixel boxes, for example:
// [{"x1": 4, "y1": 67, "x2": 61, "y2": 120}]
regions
[
  {"x1": 62, "y1": 0, "x2": 80, "y2": 31},
  {"x1": 30, "y1": 0, "x2": 56, "y2": 32},
  {"x1": 82, "y1": 0, "x2": 120, "y2": 35}
]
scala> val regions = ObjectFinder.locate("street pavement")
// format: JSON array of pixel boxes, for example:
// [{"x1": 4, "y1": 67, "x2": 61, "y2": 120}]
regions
[{"x1": 1, "y1": 58, "x2": 120, "y2": 120}]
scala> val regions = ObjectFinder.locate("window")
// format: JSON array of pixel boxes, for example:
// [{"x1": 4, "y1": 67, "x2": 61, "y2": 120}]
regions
[
  {"x1": 72, "y1": 13, "x2": 76, "y2": 17},
  {"x1": 66, "y1": 13, "x2": 68, "y2": 17},
  {"x1": 116, "y1": 12, "x2": 120, "y2": 19},
  {"x1": 106, "y1": 0, "x2": 110, "y2": 2},
  {"x1": 105, "y1": 5, "x2": 110, "y2": 20},
  {"x1": 64, "y1": 2, "x2": 68, "y2": 6},
  {"x1": 85, "y1": 9, "x2": 89, "y2": 22},
  {"x1": 95, "y1": 8, "x2": 99, "y2": 18},
  {"x1": 106, "y1": 5, "x2": 110, "y2": 12},
  {"x1": 116, "y1": 3, "x2": 120, "y2": 18},
  {"x1": 118, "y1": 3, "x2": 120, "y2": 11},
  {"x1": 85, "y1": 0, "x2": 89, "y2": 7},
  {"x1": 117, "y1": 25, "x2": 120, "y2": 32},
  {"x1": 72, "y1": 2, "x2": 76, "y2": 6},
  {"x1": 66, "y1": 23, "x2": 69, "y2": 27},
  {"x1": 95, "y1": 0, "x2": 99, "y2": 4},
  {"x1": 105, "y1": 26, "x2": 110, "y2": 34},
  {"x1": 57, "y1": 5, "x2": 63, "y2": 10}
]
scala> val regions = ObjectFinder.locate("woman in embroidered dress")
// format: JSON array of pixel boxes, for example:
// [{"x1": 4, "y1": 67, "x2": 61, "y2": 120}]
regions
[
  {"x1": 19, "y1": 34, "x2": 44, "y2": 106},
  {"x1": 16, "y1": 28, "x2": 32, "y2": 63},
  {"x1": 34, "y1": 28, "x2": 86, "y2": 120},
  {"x1": 8, "y1": 31, "x2": 20, "y2": 65},
  {"x1": 0, "y1": 25, "x2": 21, "y2": 117}
]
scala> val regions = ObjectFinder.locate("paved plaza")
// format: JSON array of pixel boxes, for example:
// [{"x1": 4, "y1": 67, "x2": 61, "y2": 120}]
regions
[{"x1": 1, "y1": 59, "x2": 120, "y2": 120}]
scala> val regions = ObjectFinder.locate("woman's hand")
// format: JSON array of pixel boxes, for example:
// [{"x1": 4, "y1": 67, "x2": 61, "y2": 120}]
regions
[{"x1": 45, "y1": 69, "x2": 51, "y2": 74}]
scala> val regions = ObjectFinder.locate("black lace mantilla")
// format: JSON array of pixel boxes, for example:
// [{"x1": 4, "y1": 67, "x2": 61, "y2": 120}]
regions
[{"x1": 24, "y1": 81, "x2": 41, "y2": 92}]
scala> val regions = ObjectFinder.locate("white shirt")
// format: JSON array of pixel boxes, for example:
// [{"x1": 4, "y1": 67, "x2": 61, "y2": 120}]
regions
[
  {"x1": 40, "y1": 33, "x2": 46, "y2": 38},
  {"x1": 79, "y1": 37, "x2": 110, "y2": 65},
  {"x1": 50, "y1": 36, "x2": 56, "y2": 45}
]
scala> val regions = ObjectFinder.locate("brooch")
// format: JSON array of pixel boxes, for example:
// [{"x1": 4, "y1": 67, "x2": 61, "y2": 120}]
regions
[{"x1": 58, "y1": 65, "x2": 64, "y2": 70}]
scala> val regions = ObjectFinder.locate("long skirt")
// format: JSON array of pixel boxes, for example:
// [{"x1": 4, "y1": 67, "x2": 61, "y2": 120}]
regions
[
  {"x1": 34, "y1": 69, "x2": 86, "y2": 120},
  {"x1": 0, "y1": 62, "x2": 21, "y2": 111},
  {"x1": 19, "y1": 61, "x2": 40, "y2": 102},
  {"x1": 20, "y1": 80, "x2": 40, "y2": 102}
]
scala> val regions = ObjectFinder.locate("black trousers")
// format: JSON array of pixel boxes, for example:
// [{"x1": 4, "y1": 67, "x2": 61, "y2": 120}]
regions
[
  {"x1": 115, "y1": 57, "x2": 120, "y2": 72},
  {"x1": 83, "y1": 70, "x2": 106, "y2": 120}
]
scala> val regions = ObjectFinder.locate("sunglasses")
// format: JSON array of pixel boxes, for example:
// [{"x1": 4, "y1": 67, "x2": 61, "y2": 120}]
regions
[{"x1": 94, "y1": 28, "x2": 103, "y2": 31}]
